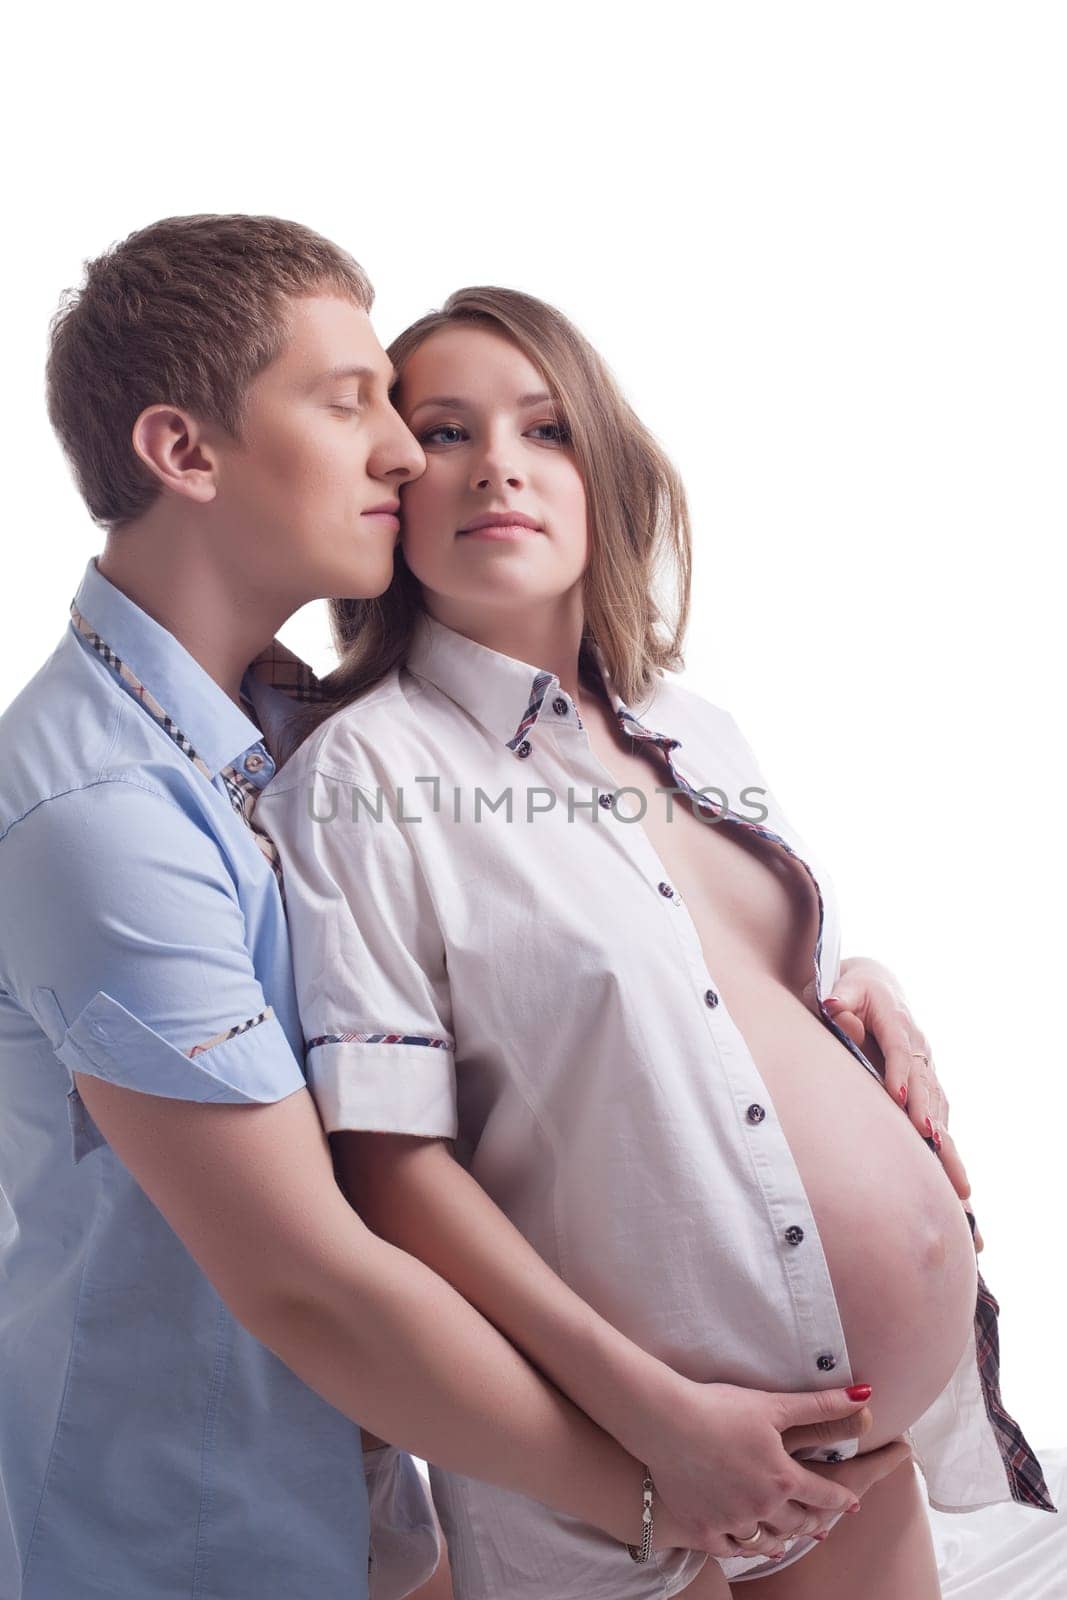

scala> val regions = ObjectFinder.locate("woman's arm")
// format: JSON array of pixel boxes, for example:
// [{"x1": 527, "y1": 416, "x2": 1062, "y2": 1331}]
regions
[{"x1": 334, "y1": 1130, "x2": 873, "y2": 1536}]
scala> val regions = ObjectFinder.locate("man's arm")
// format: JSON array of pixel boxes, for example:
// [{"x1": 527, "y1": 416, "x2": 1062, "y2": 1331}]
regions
[
  {"x1": 73, "y1": 1071, "x2": 655, "y2": 1548},
  {"x1": 77, "y1": 1073, "x2": 886, "y2": 1558}
]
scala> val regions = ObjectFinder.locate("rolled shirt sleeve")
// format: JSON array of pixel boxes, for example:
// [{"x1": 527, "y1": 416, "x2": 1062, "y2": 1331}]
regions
[
  {"x1": 255, "y1": 764, "x2": 458, "y2": 1140},
  {"x1": 0, "y1": 780, "x2": 306, "y2": 1150}
]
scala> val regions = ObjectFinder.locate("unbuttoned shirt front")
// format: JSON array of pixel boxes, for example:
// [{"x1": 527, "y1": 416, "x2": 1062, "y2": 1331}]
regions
[
  {"x1": 255, "y1": 607, "x2": 1054, "y2": 1536},
  {"x1": 0, "y1": 557, "x2": 373, "y2": 1600}
]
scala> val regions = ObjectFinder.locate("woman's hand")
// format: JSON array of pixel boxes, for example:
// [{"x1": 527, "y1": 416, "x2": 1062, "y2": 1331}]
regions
[
  {"x1": 769, "y1": 1436, "x2": 916, "y2": 1549},
  {"x1": 645, "y1": 1382, "x2": 872, "y2": 1560},
  {"x1": 823, "y1": 956, "x2": 981, "y2": 1247},
  {"x1": 654, "y1": 1425, "x2": 913, "y2": 1563}
]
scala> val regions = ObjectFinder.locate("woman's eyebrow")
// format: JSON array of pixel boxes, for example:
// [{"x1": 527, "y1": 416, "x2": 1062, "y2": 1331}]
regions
[
  {"x1": 408, "y1": 390, "x2": 555, "y2": 419},
  {"x1": 407, "y1": 395, "x2": 466, "y2": 418}
]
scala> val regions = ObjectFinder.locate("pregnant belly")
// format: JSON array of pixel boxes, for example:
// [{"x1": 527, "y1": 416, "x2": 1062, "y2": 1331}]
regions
[{"x1": 733, "y1": 979, "x2": 979, "y2": 1453}]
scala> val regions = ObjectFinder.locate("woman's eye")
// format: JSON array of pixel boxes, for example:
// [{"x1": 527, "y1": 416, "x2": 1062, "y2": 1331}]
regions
[
  {"x1": 422, "y1": 424, "x2": 467, "y2": 445},
  {"x1": 330, "y1": 403, "x2": 360, "y2": 416},
  {"x1": 419, "y1": 420, "x2": 570, "y2": 446},
  {"x1": 529, "y1": 421, "x2": 571, "y2": 444}
]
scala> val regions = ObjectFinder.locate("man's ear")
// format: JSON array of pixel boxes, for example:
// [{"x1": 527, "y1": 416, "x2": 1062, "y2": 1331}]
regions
[{"x1": 130, "y1": 404, "x2": 219, "y2": 505}]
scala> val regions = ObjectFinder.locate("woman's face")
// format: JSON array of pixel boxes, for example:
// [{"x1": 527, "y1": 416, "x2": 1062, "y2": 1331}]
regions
[{"x1": 395, "y1": 325, "x2": 589, "y2": 623}]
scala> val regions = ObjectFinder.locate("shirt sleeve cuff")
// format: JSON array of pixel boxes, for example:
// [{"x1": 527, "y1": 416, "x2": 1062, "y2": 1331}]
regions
[
  {"x1": 307, "y1": 1039, "x2": 458, "y2": 1139},
  {"x1": 53, "y1": 989, "x2": 307, "y2": 1104}
]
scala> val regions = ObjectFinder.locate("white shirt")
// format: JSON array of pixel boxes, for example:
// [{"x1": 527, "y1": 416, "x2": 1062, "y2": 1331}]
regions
[{"x1": 253, "y1": 609, "x2": 1053, "y2": 1548}]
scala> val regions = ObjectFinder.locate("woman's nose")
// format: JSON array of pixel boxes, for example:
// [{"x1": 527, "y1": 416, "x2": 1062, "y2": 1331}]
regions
[{"x1": 471, "y1": 459, "x2": 524, "y2": 491}]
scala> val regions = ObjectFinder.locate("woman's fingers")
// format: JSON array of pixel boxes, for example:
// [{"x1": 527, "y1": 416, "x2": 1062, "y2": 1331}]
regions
[
  {"x1": 822, "y1": 1001, "x2": 867, "y2": 1046},
  {"x1": 934, "y1": 1124, "x2": 971, "y2": 1200},
  {"x1": 963, "y1": 1200, "x2": 985, "y2": 1253},
  {"x1": 787, "y1": 1459, "x2": 865, "y2": 1516},
  {"x1": 726, "y1": 1523, "x2": 790, "y2": 1560},
  {"x1": 758, "y1": 1504, "x2": 823, "y2": 1540},
  {"x1": 799, "y1": 1436, "x2": 914, "y2": 1517},
  {"x1": 828, "y1": 980, "x2": 955, "y2": 1156},
  {"x1": 779, "y1": 1398, "x2": 874, "y2": 1455},
  {"x1": 879, "y1": 1027, "x2": 942, "y2": 1139},
  {"x1": 851, "y1": 1006, "x2": 973, "y2": 1202}
]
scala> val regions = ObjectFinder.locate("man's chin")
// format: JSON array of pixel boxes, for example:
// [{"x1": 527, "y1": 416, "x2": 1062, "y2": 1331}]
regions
[{"x1": 325, "y1": 562, "x2": 397, "y2": 603}]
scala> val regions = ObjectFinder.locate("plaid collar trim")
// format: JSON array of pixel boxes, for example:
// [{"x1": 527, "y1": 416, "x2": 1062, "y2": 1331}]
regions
[
  {"x1": 70, "y1": 602, "x2": 220, "y2": 781},
  {"x1": 68, "y1": 600, "x2": 324, "y2": 898},
  {"x1": 405, "y1": 610, "x2": 669, "y2": 751},
  {"x1": 247, "y1": 637, "x2": 330, "y2": 706},
  {"x1": 69, "y1": 593, "x2": 327, "y2": 780},
  {"x1": 68, "y1": 558, "x2": 266, "y2": 777}
]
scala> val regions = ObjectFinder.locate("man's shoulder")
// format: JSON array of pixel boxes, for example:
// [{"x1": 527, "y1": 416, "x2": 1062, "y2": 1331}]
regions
[{"x1": 0, "y1": 629, "x2": 191, "y2": 845}]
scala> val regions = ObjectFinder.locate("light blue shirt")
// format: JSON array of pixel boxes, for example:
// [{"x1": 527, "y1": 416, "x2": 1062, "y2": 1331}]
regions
[{"x1": 0, "y1": 557, "x2": 370, "y2": 1599}]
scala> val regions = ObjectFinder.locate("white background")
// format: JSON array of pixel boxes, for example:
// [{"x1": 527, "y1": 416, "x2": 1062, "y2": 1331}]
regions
[{"x1": 3, "y1": 3, "x2": 1064, "y2": 1454}]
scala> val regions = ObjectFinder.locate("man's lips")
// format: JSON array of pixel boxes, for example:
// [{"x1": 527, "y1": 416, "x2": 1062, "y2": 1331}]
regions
[{"x1": 362, "y1": 502, "x2": 401, "y2": 533}]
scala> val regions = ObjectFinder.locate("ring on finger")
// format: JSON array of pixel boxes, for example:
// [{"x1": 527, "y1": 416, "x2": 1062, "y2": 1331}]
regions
[{"x1": 731, "y1": 1524, "x2": 766, "y2": 1548}]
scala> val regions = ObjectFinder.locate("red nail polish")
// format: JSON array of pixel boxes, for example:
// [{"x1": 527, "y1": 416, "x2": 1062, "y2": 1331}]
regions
[
  {"x1": 924, "y1": 1117, "x2": 934, "y2": 1137},
  {"x1": 898, "y1": 1084, "x2": 908, "y2": 1106},
  {"x1": 846, "y1": 1502, "x2": 861, "y2": 1514},
  {"x1": 823, "y1": 996, "x2": 841, "y2": 1009},
  {"x1": 933, "y1": 1128, "x2": 943, "y2": 1152},
  {"x1": 813, "y1": 1531, "x2": 828, "y2": 1541},
  {"x1": 846, "y1": 1384, "x2": 872, "y2": 1400}
]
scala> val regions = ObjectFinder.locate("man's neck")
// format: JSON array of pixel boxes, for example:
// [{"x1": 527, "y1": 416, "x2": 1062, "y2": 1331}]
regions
[{"x1": 97, "y1": 520, "x2": 295, "y2": 712}]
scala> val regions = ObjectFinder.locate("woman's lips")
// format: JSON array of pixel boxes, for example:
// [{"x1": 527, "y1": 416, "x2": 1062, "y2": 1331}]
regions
[
  {"x1": 361, "y1": 511, "x2": 401, "y2": 534},
  {"x1": 458, "y1": 523, "x2": 542, "y2": 541}
]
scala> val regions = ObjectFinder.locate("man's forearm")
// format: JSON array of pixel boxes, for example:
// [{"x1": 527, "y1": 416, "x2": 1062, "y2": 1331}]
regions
[
  {"x1": 67, "y1": 1074, "x2": 660, "y2": 1549},
  {"x1": 249, "y1": 1227, "x2": 651, "y2": 1547}
]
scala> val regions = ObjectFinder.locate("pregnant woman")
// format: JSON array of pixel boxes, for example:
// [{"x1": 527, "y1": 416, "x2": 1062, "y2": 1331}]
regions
[{"x1": 255, "y1": 287, "x2": 1053, "y2": 1597}]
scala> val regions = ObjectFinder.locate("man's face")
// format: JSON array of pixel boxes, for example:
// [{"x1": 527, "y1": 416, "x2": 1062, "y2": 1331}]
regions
[{"x1": 210, "y1": 295, "x2": 426, "y2": 607}]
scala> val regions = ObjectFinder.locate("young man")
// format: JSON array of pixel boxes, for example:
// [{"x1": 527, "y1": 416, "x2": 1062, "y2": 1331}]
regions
[{"x1": 0, "y1": 215, "x2": 889, "y2": 1600}]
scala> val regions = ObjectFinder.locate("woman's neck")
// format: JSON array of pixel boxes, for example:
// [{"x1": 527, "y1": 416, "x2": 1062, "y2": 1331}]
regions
[{"x1": 424, "y1": 593, "x2": 588, "y2": 710}]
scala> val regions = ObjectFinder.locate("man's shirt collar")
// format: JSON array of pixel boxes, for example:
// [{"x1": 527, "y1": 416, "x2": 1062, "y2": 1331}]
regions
[
  {"x1": 71, "y1": 557, "x2": 267, "y2": 777},
  {"x1": 70, "y1": 563, "x2": 663, "y2": 770}
]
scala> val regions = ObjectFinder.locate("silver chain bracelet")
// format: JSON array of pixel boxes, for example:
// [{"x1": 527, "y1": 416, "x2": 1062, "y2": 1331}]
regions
[{"x1": 626, "y1": 1467, "x2": 655, "y2": 1562}]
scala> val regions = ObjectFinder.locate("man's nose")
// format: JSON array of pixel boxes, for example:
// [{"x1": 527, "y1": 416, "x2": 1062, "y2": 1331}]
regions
[{"x1": 377, "y1": 412, "x2": 426, "y2": 482}]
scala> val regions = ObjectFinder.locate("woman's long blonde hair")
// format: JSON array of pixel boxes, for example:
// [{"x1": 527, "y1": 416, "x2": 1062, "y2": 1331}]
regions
[{"x1": 285, "y1": 286, "x2": 693, "y2": 752}]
